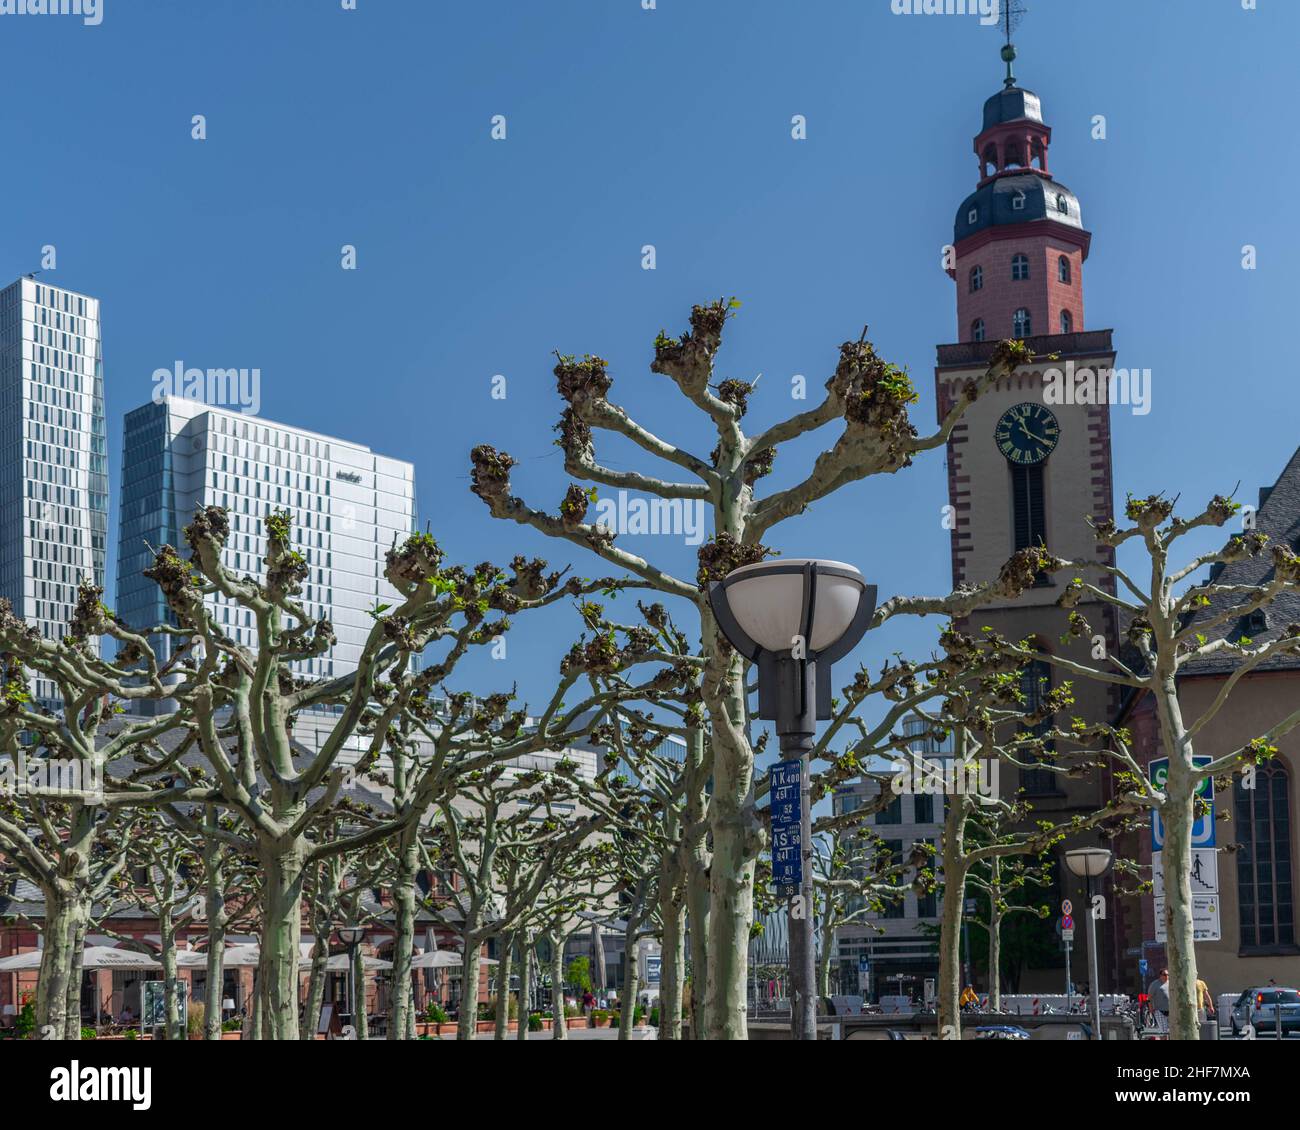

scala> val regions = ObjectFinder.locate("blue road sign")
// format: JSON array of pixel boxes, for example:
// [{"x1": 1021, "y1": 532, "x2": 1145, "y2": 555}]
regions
[
  {"x1": 1138, "y1": 959, "x2": 1149, "y2": 978},
  {"x1": 1149, "y1": 756, "x2": 1216, "y2": 850},
  {"x1": 770, "y1": 759, "x2": 803, "y2": 892}
]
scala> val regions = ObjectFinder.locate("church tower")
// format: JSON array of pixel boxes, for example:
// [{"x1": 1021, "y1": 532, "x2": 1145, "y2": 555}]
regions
[{"x1": 934, "y1": 40, "x2": 1120, "y2": 813}]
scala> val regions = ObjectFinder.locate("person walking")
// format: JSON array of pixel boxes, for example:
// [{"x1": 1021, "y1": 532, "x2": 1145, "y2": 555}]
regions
[
  {"x1": 1196, "y1": 977, "x2": 1215, "y2": 1025},
  {"x1": 1147, "y1": 969, "x2": 1171, "y2": 1033}
]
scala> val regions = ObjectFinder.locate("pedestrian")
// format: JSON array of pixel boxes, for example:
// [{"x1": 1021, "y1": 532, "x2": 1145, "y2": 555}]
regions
[
  {"x1": 1147, "y1": 968, "x2": 1170, "y2": 1032},
  {"x1": 1196, "y1": 976, "x2": 1215, "y2": 1024},
  {"x1": 582, "y1": 989, "x2": 594, "y2": 1019}
]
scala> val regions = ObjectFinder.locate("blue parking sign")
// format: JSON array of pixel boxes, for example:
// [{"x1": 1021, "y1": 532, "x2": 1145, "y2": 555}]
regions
[{"x1": 1149, "y1": 756, "x2": 1215, "y2": 850}]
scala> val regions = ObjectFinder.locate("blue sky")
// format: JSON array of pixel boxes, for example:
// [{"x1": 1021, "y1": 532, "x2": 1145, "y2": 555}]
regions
[{"x1": 3, "y1": 0, "x2": 1296, "y2": 728}]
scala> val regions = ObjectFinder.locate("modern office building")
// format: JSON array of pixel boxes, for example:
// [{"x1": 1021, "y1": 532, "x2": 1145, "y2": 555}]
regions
[
  {"x1": 0, "y1": 276, "x2": 107, "y2": 707},
  {"x1": 116, "y1": 395, "x2": 415, "y2": 711}
]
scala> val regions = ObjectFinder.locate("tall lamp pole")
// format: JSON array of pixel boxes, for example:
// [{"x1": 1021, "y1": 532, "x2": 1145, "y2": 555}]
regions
[
  {"x1": 1065, "y1": 848, "x2": 1114, "y2": 1039},
  {"x1": 710, "y1": 559, "x2": 876, "y2": 1041},
  {"x1": 338, "y1": 926, "x2": 366, "y2": 1034}
]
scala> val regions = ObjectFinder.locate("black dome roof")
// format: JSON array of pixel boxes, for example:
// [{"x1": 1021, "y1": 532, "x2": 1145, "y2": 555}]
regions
[
  {"x1": 954, "y1": 173, "x2": 1082, "y2": 244},
  {"x1": 983, "y1": 86, "x2": 1043, "y2": 130}
]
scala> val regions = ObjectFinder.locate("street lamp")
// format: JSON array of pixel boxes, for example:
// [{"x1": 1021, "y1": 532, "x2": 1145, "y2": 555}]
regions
[
  {"x1": 337, "y1": 926, "x2": 366, "y2": 1033},
  {"x1": 1065, "y1": 847, "x2": 1113, "y2": 1040},
  {"x1": 709, "y1": 558, "x2": 876, "y2": 1041}
]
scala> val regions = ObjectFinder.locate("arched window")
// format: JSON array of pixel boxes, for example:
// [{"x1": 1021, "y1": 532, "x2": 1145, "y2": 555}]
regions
[
  {"x1": 1056, "y1": 194, "x2": 1069, "y2": 214},
  {"x1": 971, "y1": 319, "x2": 985, "y2": 343},
  {"x1": 1019, "y1": 658, "x2": 1056, "y2": 794},
  {"x1": 1013, "y1": 307, "x2": 1032, "y2": 337},
  {"x1": 1235, "y1": 764, "x2": 1294, "y2": 949},
  {"x1": 1058, "y1": 255, "x2": 1071, "y2": 284},
  {"x1": 1059, "y1": 310, "x2": 1072, "y2": 334},
  {"x1": 1012, "y1": 253, "x2": 1030, "y2": 281},
  {"x1": 969, "y1": 265, "x2": 983, "y2": 292},
  {"x1": 982, "y1": 144, "x2": 998, "y2": 177}
]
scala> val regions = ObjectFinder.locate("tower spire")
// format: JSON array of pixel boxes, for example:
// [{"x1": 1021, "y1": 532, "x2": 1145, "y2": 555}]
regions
[{"x1": 1001, "y1": 0, "x2": 1026, "y2": 88}]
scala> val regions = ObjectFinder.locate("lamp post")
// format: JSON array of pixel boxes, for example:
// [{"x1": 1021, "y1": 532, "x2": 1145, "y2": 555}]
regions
[
  {"x1": 1065, "y1": 847, "x2": 1113, "y2": 1039},
  {"x1": 709, "y1": 558, "x2": 876, "y2": 1041},
  {"x1": 337, "y1": 926, "x2": 366, "y2": 1033}
]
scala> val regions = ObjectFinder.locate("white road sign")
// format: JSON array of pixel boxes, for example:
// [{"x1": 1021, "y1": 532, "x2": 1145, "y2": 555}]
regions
[
  {"x1": 1153, "y1": 894, "x2": 1222, "y2": 942},
  {"x1": 1152, "y1": 849, "x2": 1219, "y2": 900}
]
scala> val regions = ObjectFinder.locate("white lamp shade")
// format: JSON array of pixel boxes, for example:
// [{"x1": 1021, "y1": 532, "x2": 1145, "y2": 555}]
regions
[
  {"x1": 1065, "y1": 848, "x2": 1113, "y2": 878},
  {"x1": 723, "y1": 560, "x2": 864, "y2": 653}
]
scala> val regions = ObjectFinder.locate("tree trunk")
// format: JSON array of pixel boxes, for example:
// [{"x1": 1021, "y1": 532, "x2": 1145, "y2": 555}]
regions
[
  {"x1": 1152, "y1": 671, "x2": 1201, "y2": 1041},
  {"x1": 937, "y1": 786, "x2": 970, "y2": 1040},
  {"x1": 456, "y1": 943, "x2": 482, "y2": 1041},
  {"x1": 516, "y1": 936, "x2": 532, "y2": 1041},
  {"x1": 548, "y1": 933, "x2": 567, "y2": 1040},
  {"x1": 387, "y1": 837, "x2": 418, "y2": 1040},
  {"x1": 36, "y1": 883, "x2": 83, "y2": 1039},
  {"x1": 257, "y1": 838, "x2": 306, "y2": 1041},
  {"x1": 302, "y1": 940, "x2": 328, "y2": 1042},
  {"x1": 702, "y1": 665, "x2": 754, "y2": 1040},
  {"x1": 352, "y1": 944, "x2": 368, "y2": 1040},
  {"x1": 658, "y1": 887, "x2": 685, "y2": 1041},
  {"x1": 683, "y1": 724, "x2": 710, "y2": 1041},
  {"x1": 620, "y1": 942, "x2": 639, "y2": 1041},
  {"x1": 703, "y1": 803, "x2": 754, "y2": 1038},
  {"x1": 204, "y1": 892, "x2": 227, "y2": 1040},
  {"x1": 987, "y1": 859, "x2": 1003, "y2": 1011},
  {"x1": 160, "y1": 919, "x2": 182, "y2": 1041},
  {"x1": 494, "y1": 933, "x2": 514, "y2": 1040}
]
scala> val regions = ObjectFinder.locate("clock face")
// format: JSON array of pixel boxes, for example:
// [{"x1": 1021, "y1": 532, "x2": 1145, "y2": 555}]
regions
[{"x1": 995, "y1": 403, "x2": 1060, "y2": 465}]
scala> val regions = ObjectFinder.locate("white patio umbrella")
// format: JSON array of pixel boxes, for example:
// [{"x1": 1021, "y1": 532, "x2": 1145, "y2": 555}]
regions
[
  {"x1": 408, "y1": 951, "x2": 498, "y2": 968},
  {"x1": 326, "y1": 953, "x2": 393, "y2": 972},
  {"x1": 0, "y1": 949, "x2": 43, "y2": 972},
  {"x1": 409, "y1": 950, "x2": 462, "y2": 970},
  {"x1": 79, "y1": 947, "x2": 161, "y2": 971}
]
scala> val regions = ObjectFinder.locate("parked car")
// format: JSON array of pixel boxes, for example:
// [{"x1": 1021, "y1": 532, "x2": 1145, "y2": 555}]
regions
[
  {"x1": 1230, "y1": 987, "x2": 1300, "y2": 1037},
  {"x1": 973, "y1": 1025, "x2": 1032, "y2": 1040}
]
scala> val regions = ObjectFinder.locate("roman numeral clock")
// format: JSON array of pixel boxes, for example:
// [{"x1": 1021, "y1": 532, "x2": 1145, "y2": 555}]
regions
[{"x1": 995, "y1": 402, "x2": 1059, "y2": 466}]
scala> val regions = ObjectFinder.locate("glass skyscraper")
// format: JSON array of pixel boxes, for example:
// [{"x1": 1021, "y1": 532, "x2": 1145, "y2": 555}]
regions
[
  {"x1": 0, "y1": 277, "x2": 106, "y2": 708},
  {"x1": 117, "y1": 395, "x2": 416, "y2": 713}
]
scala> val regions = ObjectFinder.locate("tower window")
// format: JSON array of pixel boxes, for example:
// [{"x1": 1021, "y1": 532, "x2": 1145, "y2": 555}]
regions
[
  {"x1": 971, "y1": 319, "x2": 985, "y2": 343},
  {"x1": 1057, "y1": 194, "x2": 1069, "y2": 214},
  {"x1": 1011, "y1": 254, "x2": 1030, "y2": 281},
  {"x1": 1019, "y1": 658, "x2": 1057, "y2": 793},
  {"x1": 1059, "y1": 310, "x2": 1072, "y2": 334},
  {"x1": 1058, "y1": 255, "x2": 1071, "y2": 284},
  {"x1": 1013, "y1": 307, "x2": 1032, "y2": 337},
  {"x1": 969, "y1": 265, "x2": 983, "y2": 292},
  {"x1": 1011, "y1": 190, "x2": 1026, "y2": 211},
  {"x1": 968, "y1": 207, "x2": 979, "y2": 225},
  {"x1": 1235, "y1": 764, "x2": 1294, "y2": 948}
]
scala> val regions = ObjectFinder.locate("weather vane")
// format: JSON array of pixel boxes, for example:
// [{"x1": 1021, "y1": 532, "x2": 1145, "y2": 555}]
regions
[{"x1": 1001, "y1": 0, "x2": 1027, "y2": 88}]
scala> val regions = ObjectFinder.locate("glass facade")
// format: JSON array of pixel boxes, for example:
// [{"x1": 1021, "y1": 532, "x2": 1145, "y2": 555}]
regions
[
  {"x1": 0, "y1": 277, "x2": 105, "y2": 708},
  {"x1": 115, "y1": 396, "x2": 416, "y2": 712}
]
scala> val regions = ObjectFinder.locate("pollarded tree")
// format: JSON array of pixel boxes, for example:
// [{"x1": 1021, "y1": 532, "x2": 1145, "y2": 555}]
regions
[
  {"x1": 470, "y1": 299, "x2": 1039, "y2": 1037},
  {"x1": 36, "y1": 505, "x2": 677, "y2": 1039},
  {"x1": 0, "y1": 596, "x2": 194, "y2": 1039},
  {"x1": 1000, "y1": 492, "x2": 1300, "y2": 1040}
]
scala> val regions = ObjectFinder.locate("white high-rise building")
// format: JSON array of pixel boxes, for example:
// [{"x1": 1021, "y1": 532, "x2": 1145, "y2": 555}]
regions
[
  {"x1": 117, "y1": 395, "x2": 416, "y2": 712},
  {"x1": 0, "y1": 277, "x2": 107, "y2": 707}
]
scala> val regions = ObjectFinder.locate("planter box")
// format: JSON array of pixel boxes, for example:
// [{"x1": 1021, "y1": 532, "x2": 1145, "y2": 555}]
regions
[{"x1": 220, "y1": 1032, "x2": 243, "y2": 1041}]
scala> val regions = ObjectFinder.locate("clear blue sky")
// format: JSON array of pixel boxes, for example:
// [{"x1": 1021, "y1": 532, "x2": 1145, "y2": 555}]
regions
[{"x1": 3, "y1": 0, "x2": 1296, "y2": 722}]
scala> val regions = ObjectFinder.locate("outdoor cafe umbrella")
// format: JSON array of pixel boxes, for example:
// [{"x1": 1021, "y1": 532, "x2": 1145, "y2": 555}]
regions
[
  {"x1": 0, "y1": 946, "x2": 160, "y2": 971},
  {"x1": 409, "y1": 950, "x2": 498, "y2": 968},
  {"x1": 325, "y1": 953, "x2": 393, "y2": 972}
]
